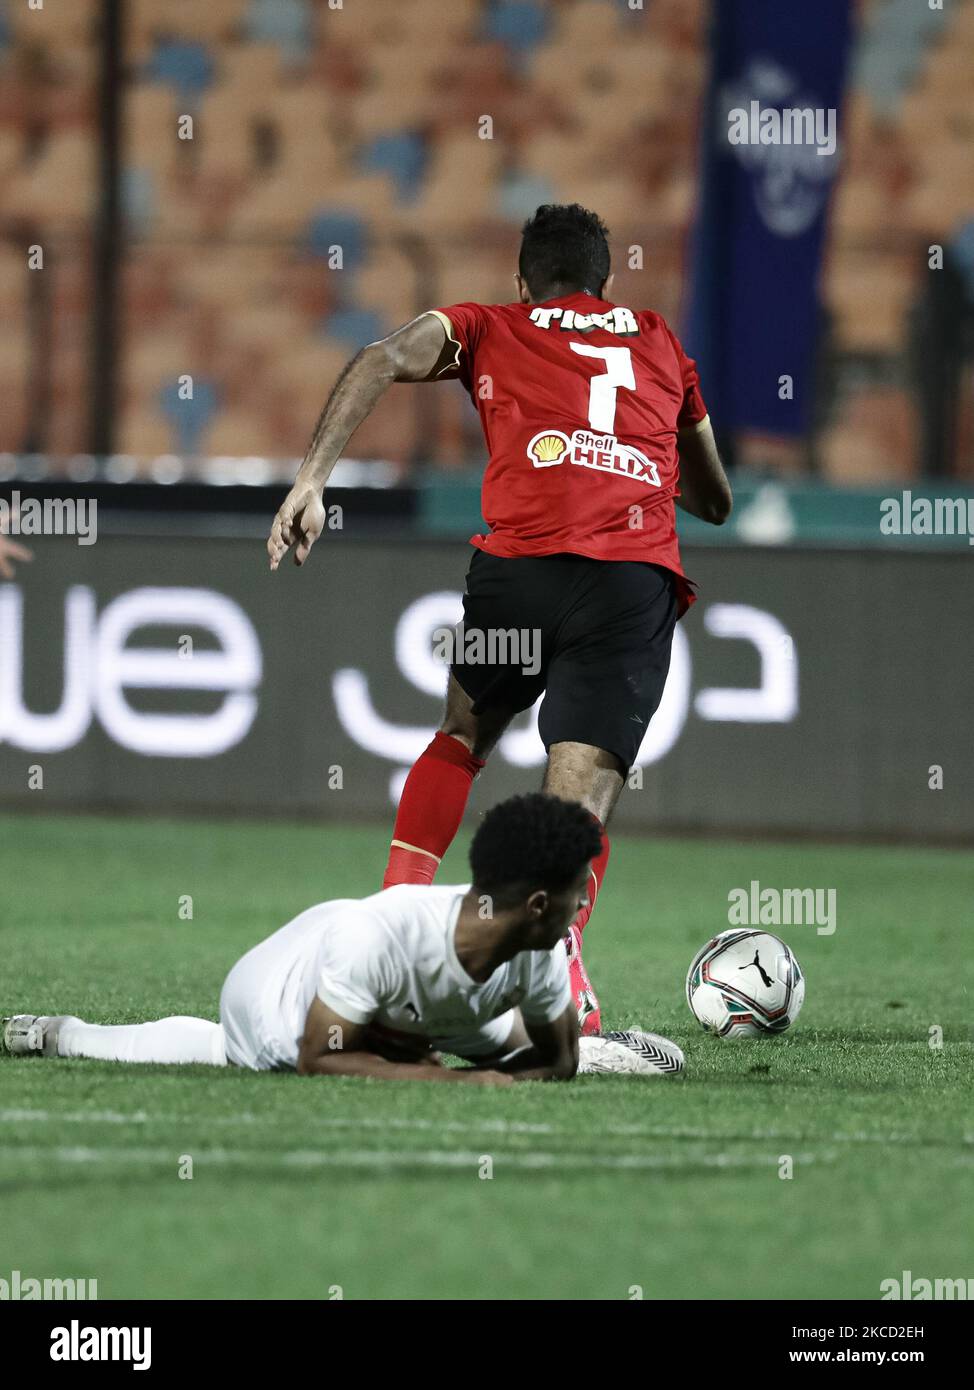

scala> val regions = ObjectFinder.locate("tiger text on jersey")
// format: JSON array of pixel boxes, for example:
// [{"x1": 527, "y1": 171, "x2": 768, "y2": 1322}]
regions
[{"x1": 528, "y1": 305, "x2": 640, "y2": 335}]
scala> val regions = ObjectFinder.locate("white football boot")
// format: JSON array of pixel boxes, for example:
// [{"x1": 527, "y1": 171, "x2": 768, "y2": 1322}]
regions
[
  {"x1": 578, "y1": 1029, "x2": 685, "y2": 1077},
  {"x1": 1, "y1": 1014, "x2": 73, "y2": 1058}
]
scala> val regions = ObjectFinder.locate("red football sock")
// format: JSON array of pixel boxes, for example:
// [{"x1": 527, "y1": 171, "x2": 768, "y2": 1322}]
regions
[
  {"x1": 573, "y1": 821, "x2": 611, "y2": 935},
  {"x1": 383, "y1": 732, "x2": 486, "y2": 887}
]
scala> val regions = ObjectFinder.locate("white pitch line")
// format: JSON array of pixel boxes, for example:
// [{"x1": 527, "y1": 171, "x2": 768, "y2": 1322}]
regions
[
  {"x1": 0, "y1": 1108, "x2": 967, "y2": 1150},
  {"x1": 0, "y1": 1144, "x2": 835, "y2": 1173}
]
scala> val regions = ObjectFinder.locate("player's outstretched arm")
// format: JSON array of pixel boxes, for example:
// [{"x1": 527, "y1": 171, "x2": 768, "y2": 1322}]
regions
[
  {"x1": 675, "y1": 416, "x2": 733, "y2": 525},
  {"x1": 494, "y1": 1004, "x2": 579, "y2": 1082},
  {"x1": 267, "y1": 312, "x2": 452, "y2": 570},
  {"x1": 297, "y1": 996, "x2": 513, "y2": 1085}
]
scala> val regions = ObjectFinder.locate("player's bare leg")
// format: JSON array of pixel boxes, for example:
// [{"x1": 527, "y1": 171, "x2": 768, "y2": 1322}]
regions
[
  {"x1": 543, "y1": 741, "x2": 625, "y2": 1035},
  {"x1": 542, "y1": 740, "x2": 625, "y2": 823},
  {"x1": 439, "y1": 670, "x2": 516, "y2": 759},
  {"x1": 382, "y1": 673, "x2": 515, "y2": 887}
]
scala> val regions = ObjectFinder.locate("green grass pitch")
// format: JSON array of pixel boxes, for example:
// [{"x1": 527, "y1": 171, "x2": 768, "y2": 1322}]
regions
[{"x1": 1, "y1": 812, "x2": 971, "y2": 1300}]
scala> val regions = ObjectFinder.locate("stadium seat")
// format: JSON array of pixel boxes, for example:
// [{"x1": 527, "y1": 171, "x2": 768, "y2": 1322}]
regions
[
  {"x1": 114, "y1": 402, "x2": 179, "y2": 457},
  {"x1": 126, "y1": 86, "x2": 184, "y2": 180},
  {"x1": 495, "y1": 171, "x2": 558, "y2": 225},
  {"x1": 0, "y1": 127, "x2": 21, "y2": 179},
  {"x1": 224, "y1": 304, "x2": 307, "y2": 355},
  {"x1": 483, "y1": 1, "x2": 550, "y2": 57},
  {"x1": 348, "y1": 85, "x2": 439, "y2": 145},
  {"x1": 243, "y1": 0, "x2": 312, "y2": 63},
  {"x1": 353, "y1": 252, "x2": 422, "y2": 327},
  {"x1": 831, "y1": 175, "x2": 887, "y2": 239},
  {"x1": 265, "y1": 341, "x2": 354, "y2": 405},
  {"x1": 159, "y1": 377, "x2": 222, "y2": 455},
  {"x1": 553, "y1": 0, "x2": 625, "y2": 48},
  {"x1": 400, "y1": 133, "x2": 504, "y2": 235},
  {"x1": 548, "y1": 176, "x2": 642, "y2": 230},
  {"x1": 193, "y1": 88, "x2": 259, "y2": 181},
  {"x1": 3, "y1": 0, "x2": 98, "y2": 50},
  {"x1": 1, "y1": 0, "x2": 963, "y2": 482},
  {"x1": 320, "y1": 307, "x2": 387, "y2": 352},
  {"x1": 170, "y1": 247, "x2": 283, "y2": 312},
  {"x1": 144, "y1": 38, "x2": 217, "y2": 101},
  {"x1": 129, "y1": 0, "x2": 248, "y2": 47},
  {"x1": 519, "y1": 131, "x2": 601, "y2": 185},
  {"x1": 124, "y1": 332, "x2": 203, "y2": 396},
  {"x1": 358, "y1": 132, "x2": 427, "y2": 202},
  {"x1": 214, "y1": 42, "x2": 286, "y2": 114},
  {"x1": 2, "y1": 131, "x2": 95, "y2": 222},
  {"x1": 201, "y1": 402, "x2": 289, "y2": 457},
  {"x1": 304, "y1": 210, "x2": 369, "y2": 269},
  {"x1": 825, "y1": 254, "x2": 918, "y2": 354}
]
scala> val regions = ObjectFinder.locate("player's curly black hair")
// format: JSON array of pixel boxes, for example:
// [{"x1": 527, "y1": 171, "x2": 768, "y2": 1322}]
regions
[
  {"x1": 518, "y1": 203, "x2": 611, "y2": 300},
  {"x1": 469, "y1": 792, "x2": 602, "y2": 908}
]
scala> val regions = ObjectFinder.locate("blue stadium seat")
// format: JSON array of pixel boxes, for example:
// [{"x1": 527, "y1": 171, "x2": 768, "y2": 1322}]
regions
[
  {"x1": 122, "y1": 168, "x2": 156, "y2": 232},
  {"x1": 483, "y1": 1, "x2": 549, "y2": 57},
  {"x1": 158, "y1": 379, "x2": 221, "y2": 455},
  {"x1": 496, "y1": 170, "x2": 556, "y2": 223},
  {"x1": 319, "y1": 307, "x2": 387, "y2": 352},
  {"x1": 358, "y1": 132, "x2": 427, "y2": 202},
  {"x1": 144, "y1": 38, "x2": 216, "y2": 101},
  {"x1": 243, "y1": 0, "x2": 312, "y2": 63},
  {"x1": 305, "y1": 210, "x2": 369, "y2": 269},
  {"x1": 854, "y1": 0, "x2": 948, "y2": 116}
]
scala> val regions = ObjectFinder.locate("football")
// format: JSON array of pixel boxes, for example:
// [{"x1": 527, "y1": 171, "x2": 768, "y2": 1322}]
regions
[{"x1": 686, "y1": 929, "x2": 805, "y2": 1038}]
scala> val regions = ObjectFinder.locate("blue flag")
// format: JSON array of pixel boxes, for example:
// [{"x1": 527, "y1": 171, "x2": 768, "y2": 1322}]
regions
[{"x1": 684, "y1": 0, "x2": 853, "y2": 436}]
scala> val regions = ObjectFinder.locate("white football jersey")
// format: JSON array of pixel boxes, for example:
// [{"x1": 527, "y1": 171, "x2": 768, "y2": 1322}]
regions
[{"x1": 219, "y1": 883, "x2": 571, "y2": 1070}]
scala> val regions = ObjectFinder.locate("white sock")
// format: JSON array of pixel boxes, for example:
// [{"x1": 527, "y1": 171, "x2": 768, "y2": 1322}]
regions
[{"x1": 56, "y1": 1016, "x2": 227, "y2": 1066}]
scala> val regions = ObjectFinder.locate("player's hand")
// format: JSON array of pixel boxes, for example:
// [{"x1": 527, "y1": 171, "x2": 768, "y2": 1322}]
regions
[
  {"x1": 267, "y1": 485, "x2": 327, "y2": 570},
  {"x1": 0, "y1": 534, "x2": 33, "y2": 580}
]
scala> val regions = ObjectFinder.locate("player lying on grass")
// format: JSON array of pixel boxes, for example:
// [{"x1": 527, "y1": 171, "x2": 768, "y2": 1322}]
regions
[
  {"x1": 2, "y1": 794, "x2": 683, "y2": 1083},
  {"x1": 267, "y1": 203, "x2": 732, "y2": 1037}
]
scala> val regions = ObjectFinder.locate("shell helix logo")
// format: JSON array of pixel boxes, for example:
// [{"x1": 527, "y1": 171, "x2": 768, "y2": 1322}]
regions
[
  {"x1": 526, "y1": 429, "x2": 661, "y2": 487},
  {"x1": 528, "y1": 431, "x2": 570, "y2": 467}
]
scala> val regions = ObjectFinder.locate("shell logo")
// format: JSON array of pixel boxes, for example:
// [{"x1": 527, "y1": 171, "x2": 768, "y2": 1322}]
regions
[{"x1": 526, "y1": 430, "x2": 570, "y2": 467}]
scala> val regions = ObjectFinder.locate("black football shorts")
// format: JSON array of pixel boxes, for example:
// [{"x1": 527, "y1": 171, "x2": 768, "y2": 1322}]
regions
[{"x1": 451, "y1": 550, "x2": 679, "y2": 770}]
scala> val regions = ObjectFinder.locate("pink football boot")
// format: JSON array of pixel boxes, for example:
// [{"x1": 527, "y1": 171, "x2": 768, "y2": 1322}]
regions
[{"x1": 565, "y1": 923, "x2": 601, "y2": 1036}]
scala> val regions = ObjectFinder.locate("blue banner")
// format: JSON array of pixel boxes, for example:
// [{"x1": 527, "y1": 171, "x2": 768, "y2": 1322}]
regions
[{"x1": 684, "y1": 0, "x2": 853, "y2": 436}]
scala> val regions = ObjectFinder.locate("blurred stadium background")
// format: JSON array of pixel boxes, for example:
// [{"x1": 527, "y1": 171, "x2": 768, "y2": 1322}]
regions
[{"x1": 1, "y1": 0, "x2": 972, "y2": 838}]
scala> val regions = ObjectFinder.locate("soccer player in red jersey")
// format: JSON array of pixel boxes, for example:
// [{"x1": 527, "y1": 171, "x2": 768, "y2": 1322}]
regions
[{"x1": 268, "y1": 205, "x2": 732, "y2": 1036}]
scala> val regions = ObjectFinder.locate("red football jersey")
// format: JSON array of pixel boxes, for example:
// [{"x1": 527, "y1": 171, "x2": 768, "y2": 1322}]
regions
[{"x1": 432, "y1": 291, "x2": 708, "y2": 614}]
